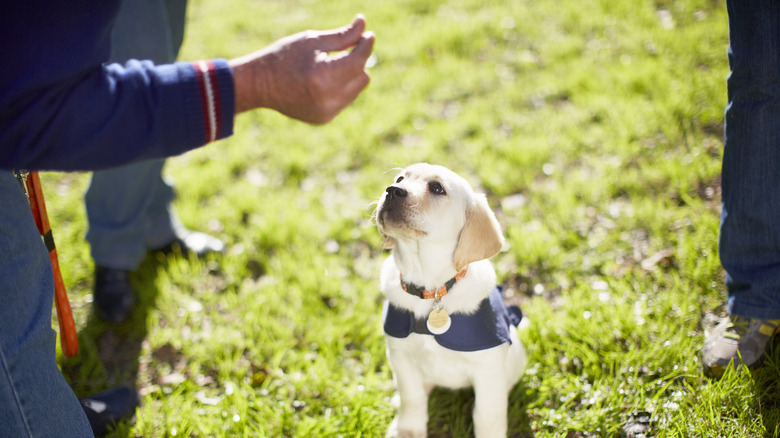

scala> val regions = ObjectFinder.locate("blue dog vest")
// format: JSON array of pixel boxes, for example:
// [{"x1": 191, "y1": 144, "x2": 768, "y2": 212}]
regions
[{"x1": 383, "y1": 286, "x2": 523, "y2": 352}]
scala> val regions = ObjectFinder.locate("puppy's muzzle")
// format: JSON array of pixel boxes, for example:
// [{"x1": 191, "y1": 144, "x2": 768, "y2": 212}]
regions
[{"x1": 378, "y1": 185, "x2": 408, "y2": 228}]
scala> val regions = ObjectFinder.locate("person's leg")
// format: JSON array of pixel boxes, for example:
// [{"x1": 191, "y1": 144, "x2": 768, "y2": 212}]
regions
[
  {"x1": 721, "y1": 0, "x2": 780, "y2": 320},
  {"x1": 85, "y1": 0, "x2": 214, "y2": 324},
  {"x1": 0, "y1": 172, "x2": 94, "y2": 437},
  {"x1": 163, "y1": 0, "x2": 188, "y2": 58},
  {"x1": 142, "y1": 174, "x2": 185, "y2": 250},
  {"x1": 110, "y1": 0, "x2": 183, "y2": 64},
  {"x1": 704, "y1": 0, "x2": 780, "y2": 377},
  {"x1": 86, "y1": 0, "x2": 185, "y2": 270},
  {"x1": 86, "y1": 159, "x2": 170, "y2": 323},
  {"x1": 86, "y1": 159, "x2": 170, "y2": 271}
]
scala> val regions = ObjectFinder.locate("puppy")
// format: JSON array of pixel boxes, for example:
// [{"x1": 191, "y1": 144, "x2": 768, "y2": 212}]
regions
[{"x1": 375, "y1": 163, "x2": 526, "y2": 438}]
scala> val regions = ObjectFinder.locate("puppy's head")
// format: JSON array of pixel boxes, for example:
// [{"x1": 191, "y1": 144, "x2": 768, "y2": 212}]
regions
[{"x1": 376, "y1": 163, "x2": 504, "y2": 270}]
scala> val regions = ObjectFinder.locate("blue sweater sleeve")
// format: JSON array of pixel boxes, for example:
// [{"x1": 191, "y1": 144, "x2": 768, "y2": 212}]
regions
[
  {"x1": 0, "y1": 0, "x2": 235, "y2": 172},
  {"x1": 0, "y1": 59, "x2": 235, "y2": 172}
]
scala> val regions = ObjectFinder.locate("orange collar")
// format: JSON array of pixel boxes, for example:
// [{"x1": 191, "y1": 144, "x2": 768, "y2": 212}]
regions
[{"x1": 400, "y1": 267, "x2": 468, "y2": 299}]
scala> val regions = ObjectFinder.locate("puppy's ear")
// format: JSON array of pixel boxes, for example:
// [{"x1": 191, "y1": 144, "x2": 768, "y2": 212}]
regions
[
  {"x1": 382, "y1": 235, "x2": 396, "y2": 249},
  {"x1": 453, "y1": 194, "x2": 504, "y2": 271}
]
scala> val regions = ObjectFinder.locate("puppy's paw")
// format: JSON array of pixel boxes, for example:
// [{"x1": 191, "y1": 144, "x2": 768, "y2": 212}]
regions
[
  {"x1": 386, "y1": 416, "x2": 426, "y2": 438},
  {"x1": 385, "y1": 416, "x2": 400, "y2": 438}
]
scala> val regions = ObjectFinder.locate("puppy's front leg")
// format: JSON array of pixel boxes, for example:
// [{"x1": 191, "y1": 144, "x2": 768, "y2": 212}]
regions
[
  {"x1": 388, "y1": 361, "x2": 429, "y2": 437},
  {"x1": 472, "y1": 374, "x2": 510, "y2": 438}
]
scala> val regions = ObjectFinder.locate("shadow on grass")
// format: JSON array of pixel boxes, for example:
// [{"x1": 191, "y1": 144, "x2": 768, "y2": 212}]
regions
[
  {"x1": 59, "y1": 253, "x2": 166, "y2": 436},
  {"x1": 757, "y1": 341, "x2": 780, "y2": 437},
  {"x1": 424, "y1": 383, "x2": 535, "y2": 437}
]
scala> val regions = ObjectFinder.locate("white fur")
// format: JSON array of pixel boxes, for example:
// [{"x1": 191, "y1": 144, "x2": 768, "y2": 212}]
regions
[{"x1": 376, "y1": 163, "x2": 526, "y2": 438}]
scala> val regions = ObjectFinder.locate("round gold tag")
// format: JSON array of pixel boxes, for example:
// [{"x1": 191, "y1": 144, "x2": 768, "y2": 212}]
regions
[{"x1": 427, "y1": 308, "x2": 451, "y2": 335}]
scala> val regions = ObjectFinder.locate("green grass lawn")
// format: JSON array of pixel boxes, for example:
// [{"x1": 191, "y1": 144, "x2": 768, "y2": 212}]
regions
[{"x1": 42, "y1": 0, "x2": 780, "y2": 436}]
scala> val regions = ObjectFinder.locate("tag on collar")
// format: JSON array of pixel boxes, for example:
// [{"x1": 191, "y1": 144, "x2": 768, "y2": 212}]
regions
[
  {"x1": 401, "y1": 267, "x2": 469, "y2": 335},
  {"x1": 427, "y1": 307, "x2": 451, "y2": 334}
]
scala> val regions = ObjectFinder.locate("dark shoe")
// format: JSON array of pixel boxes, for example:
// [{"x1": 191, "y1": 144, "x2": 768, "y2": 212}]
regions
[
  {"x1": 154, "y1": 230, "x2": 225, "y2": 257},
  {"x1": 80, "y1": 386, "x2": 141, "y2": 437},
  {"x1": 94, "y1": 266, "x2": 135, "y2": 324}
]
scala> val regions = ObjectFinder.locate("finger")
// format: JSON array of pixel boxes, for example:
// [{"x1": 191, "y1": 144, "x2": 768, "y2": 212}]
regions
[
  {"x1": 317, "y1": 14, "x2": 367, "y2": 53},
  {"x1": 349, "y1": 31, "x2": 375, "y2": 66},
  {"x1": 338, "y1": 70, "x2": 371, "y2": 107},
  {"x1": 327, "y1": 32, "x2": 375, "y2": 76},
  {"x1": 310, "y1": 70, "x2": 370, "y2": 125}
]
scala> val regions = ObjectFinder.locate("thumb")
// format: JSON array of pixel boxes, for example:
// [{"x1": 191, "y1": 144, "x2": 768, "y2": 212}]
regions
[{"x1": 318, "y1": 14, "x2": 367, "y2": 52}]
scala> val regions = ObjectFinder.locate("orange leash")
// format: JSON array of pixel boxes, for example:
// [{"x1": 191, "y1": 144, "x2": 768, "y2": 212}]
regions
[{"x1": 16, "y1": 171, "x2": 79, "y2": 358}]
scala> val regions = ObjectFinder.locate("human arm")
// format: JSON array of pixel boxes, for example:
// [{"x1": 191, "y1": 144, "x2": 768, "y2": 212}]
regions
[
  {"x1": 0, "y1": 1, "x2": 234, "y2": 172},
  {"x1": 0, "y1": 4, "x2": 374, "y2": 171},
  {"x1": 0, "y1": 59, "x2": 234, "y2": 172}
]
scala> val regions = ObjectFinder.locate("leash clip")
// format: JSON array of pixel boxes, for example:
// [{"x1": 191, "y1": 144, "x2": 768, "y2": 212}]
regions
[{"x1": 13, "y1": 169, "x2": 30, "y2": 201}]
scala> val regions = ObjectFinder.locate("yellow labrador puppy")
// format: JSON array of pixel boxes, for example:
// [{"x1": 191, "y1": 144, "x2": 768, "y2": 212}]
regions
[{"x1": 376, "y1": 163, "x2": 526, "y2": 438}]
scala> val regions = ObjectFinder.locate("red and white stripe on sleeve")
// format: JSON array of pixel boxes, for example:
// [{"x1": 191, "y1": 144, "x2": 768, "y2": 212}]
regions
[{"x1": 193, "y1": 60, "x2": 223, "y2": 143}]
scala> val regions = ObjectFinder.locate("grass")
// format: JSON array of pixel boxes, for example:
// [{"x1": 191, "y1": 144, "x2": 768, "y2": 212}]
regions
[{"x1": 39, "y1": 0, "x2": 780, "y2": 436}]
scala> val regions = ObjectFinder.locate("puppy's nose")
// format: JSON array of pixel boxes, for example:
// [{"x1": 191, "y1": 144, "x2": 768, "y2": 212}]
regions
[{"x1": 385, "y1": 185, "x2": 407, "y2": 199}]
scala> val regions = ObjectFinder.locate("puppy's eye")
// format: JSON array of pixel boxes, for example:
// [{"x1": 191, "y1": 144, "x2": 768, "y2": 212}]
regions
[
  {"x1": 396, "y1": 176, "x2": 404, "y2": 183},
  {"x1": 428, "y1": 181, "x2": 446, "y2": 195}
]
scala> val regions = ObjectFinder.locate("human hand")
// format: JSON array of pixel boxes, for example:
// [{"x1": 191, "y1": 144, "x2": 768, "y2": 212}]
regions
[{"x1": 229, "y1": 14, "x2": 375, "y2": 124}]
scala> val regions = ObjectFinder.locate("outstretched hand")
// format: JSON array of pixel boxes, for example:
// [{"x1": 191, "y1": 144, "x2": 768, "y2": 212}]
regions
[{"x1": 229, "y1": 14, "x2": 375, "y2": 124}]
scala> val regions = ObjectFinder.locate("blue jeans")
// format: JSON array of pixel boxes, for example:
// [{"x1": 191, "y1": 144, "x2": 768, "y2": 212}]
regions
[
  {"x1": 720, "y1": 0, "x2": 780, "y2": 319},
  {"x1": 85, "y1": 0, "x2": 188, "y2": 270},
  {"x1": 0, "y1": 173, "x2": 94, "y2": 436}
]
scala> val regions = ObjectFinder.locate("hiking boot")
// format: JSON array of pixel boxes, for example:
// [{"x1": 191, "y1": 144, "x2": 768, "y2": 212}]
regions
[{"x1": 702, "y1": 315, "x2": 780, "y2": 378}]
